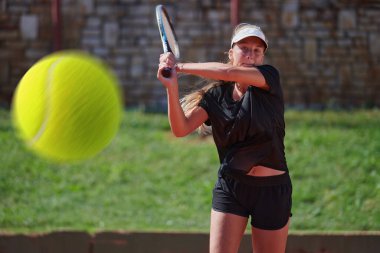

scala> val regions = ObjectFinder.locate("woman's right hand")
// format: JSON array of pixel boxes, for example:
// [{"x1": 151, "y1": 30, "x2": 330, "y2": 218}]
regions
[{"x1": 157, "y1": 52, "x2": 178, "y2": 90}]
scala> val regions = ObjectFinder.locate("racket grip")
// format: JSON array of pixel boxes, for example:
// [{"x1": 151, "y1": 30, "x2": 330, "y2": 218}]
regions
[{"x1": 162, "y1": 67, "x2": 172, "y2": 78}]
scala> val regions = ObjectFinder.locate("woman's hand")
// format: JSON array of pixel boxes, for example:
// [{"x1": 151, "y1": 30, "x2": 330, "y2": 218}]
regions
[{"x1": 157, "y1": 52, "x2": 178, "y2": 90}]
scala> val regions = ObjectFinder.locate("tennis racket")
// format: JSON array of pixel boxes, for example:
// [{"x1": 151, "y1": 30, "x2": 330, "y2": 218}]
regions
[{"x1": 155, "y1": 5, "x2": 180, "y2": 78}]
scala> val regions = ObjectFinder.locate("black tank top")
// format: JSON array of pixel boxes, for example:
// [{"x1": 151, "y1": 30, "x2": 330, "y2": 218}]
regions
[{"x1": 198, "y1": 65, "x2": 288, "y2": 174}]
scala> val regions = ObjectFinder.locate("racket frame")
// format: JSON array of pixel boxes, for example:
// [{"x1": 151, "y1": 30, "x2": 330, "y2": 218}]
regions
[{"x1": 156, "y1": 5, "x2": 179, "y2": 78}]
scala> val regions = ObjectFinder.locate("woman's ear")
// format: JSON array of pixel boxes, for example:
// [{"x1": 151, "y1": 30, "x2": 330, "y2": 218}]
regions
[{"x1": 228, "y1": 48, "x2": 233, "y2": 62}]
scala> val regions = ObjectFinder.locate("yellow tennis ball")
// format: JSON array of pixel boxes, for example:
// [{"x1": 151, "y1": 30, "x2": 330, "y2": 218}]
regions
[{"x1": 12, "y1": 51, "x2": 122, "y2": 162}]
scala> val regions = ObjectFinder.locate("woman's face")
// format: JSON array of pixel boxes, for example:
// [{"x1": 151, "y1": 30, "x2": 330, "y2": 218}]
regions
[{"x1": 229, "y1": 37, "x2": 265, "y2": 67}]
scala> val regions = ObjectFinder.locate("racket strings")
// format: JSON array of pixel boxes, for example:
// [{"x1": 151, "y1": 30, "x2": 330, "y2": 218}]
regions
[{"x1": 161, "y1": 15, "x2": 179, "y2": 58}]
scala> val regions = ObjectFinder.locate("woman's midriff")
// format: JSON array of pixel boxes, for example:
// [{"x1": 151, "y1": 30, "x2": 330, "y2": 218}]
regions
[{"x1": 247, "y1": 165, "x2": 285, "y2": 177}]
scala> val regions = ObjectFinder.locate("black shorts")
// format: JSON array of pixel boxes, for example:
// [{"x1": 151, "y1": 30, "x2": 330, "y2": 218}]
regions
[{"x1": 212, "y1": 169, "x2": 292, "y2": 230}]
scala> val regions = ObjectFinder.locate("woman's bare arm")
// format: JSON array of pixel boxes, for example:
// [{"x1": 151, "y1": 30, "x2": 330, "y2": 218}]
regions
[{"x1": 177, "y1": 62, "x2": 269, "y2": 91}]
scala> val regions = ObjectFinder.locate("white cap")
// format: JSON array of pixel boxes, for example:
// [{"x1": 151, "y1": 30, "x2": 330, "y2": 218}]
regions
[{"x1": 231, "y1": 24, "x2": 268, "y2": 51}]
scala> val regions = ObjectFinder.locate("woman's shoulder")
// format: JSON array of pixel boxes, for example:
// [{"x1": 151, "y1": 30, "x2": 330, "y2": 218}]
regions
[{"x1": 255, "y1": 64, "x2": 282, "y2": 97}]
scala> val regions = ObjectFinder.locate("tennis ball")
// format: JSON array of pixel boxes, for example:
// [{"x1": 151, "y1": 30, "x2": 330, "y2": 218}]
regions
[{"x1": 12, "y1": 51, "x2": 122, "y2": 162}]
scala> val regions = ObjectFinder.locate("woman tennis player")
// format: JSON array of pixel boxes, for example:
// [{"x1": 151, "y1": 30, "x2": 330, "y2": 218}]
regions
[{"x1": 157, "y1": 23, "x2": 292, "y2": 253}]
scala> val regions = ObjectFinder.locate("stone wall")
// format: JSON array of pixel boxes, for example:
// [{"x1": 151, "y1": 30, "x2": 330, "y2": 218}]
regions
[{"x1": 1, "y1": 0, "x2": 379, "y2": 109}]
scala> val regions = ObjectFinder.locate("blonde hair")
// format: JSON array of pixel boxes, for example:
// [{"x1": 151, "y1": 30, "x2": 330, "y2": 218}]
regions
[{"x1": 180, "y1": 80, "x2": 223, "y2": 136}]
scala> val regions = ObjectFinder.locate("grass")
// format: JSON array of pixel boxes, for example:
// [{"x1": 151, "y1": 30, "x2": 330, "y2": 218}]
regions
[
  {"x1": 0, "y1": 109, "x2": 379, "y2": 233},
  {"x1": 285, "y1": 110, "x2": 380, "y2": 231}
]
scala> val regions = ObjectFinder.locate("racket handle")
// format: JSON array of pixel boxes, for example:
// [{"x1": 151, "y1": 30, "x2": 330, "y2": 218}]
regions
[{"x1": 162, "y1": 67, "x2": 172, "y2": 78}]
